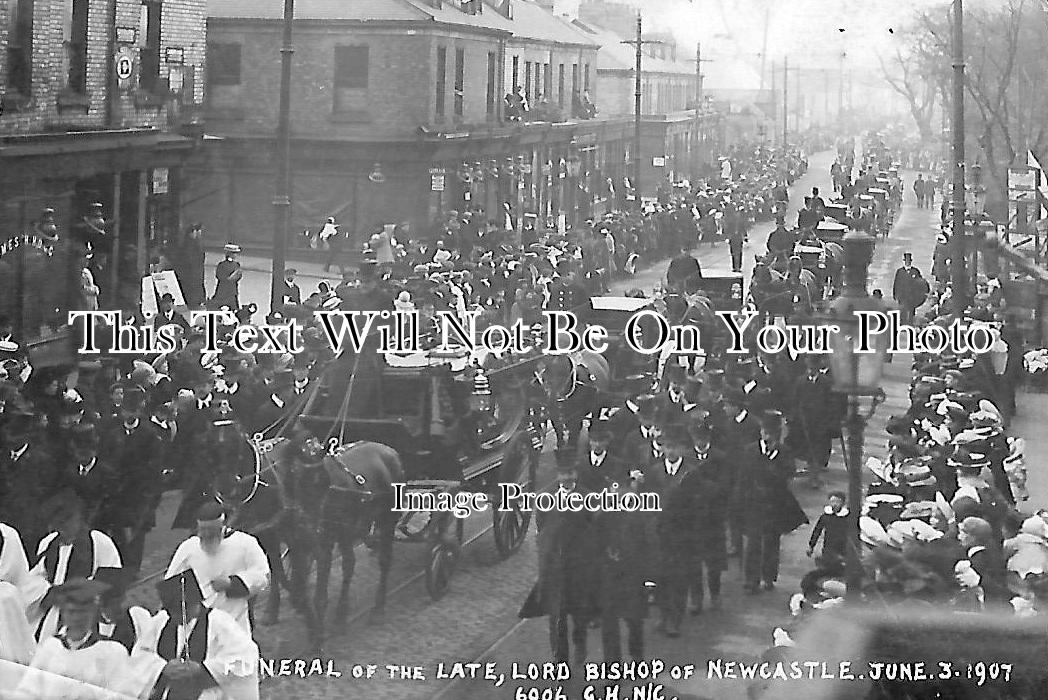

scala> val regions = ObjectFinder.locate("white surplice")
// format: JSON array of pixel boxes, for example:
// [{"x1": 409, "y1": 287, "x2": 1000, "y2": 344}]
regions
[
  {"x1": 11, "y1": 635, "x2": 131, "y2": 700},
  {"x1": 164, "y1": 532, "x2": 269, "y2": 633},
  {"x1": 118, "y1": 607, "x2": 259, "y2": 700},
  {"x1": 24, "y1": 530, "x2": 123, "y2": 642}
]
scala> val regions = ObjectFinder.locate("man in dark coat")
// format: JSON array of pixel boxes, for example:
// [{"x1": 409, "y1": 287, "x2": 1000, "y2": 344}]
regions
[
  {"x1": 595, "y1": 491, "x2": 653, "y2": 663},
  {"x1": 175, "y1": 224, "x2": 206, "y2": 307},
  {"x1": 687, "y1": 423, "x2": 728, "y2": 613},
  {"x1": 152, "y1": 293, "x2": 189, "y2": 335},
  {"x1": 576, "y1": 419, "x2": 630, "y2": 493},
  {"x1": 59, "y1": 424, "x2": 115, "y2": 528},
  {"x1": 0, "y1": 410, "x2": 57, "y2": 548},
  {"x1": 277, "y1": 268, "x2": 302, "y2": 307},
  {"x1": 102, "y1": 387, "x2": 161, "y2": 574},
  {"x1": 735, "y1": 411, "x2": 807, "y2": 593},
  {"x1": 666, "y1": 246, "x2": 702, "y2": 293},
  {"x1": 712, "y1": 387, "x2": 758, "y2": 557},
  {"x1": 641, "y1": 425, "x2": 701, "y2": 637},
  {"x1": 786, "y1": 357, "x2": 841, "y2": 489},
  {"x1": 520, "y1": 465, "x2": 601, "y2": 665},
  {"x1": 892, "y1": 252, "x2": 929, "y2": 324}
]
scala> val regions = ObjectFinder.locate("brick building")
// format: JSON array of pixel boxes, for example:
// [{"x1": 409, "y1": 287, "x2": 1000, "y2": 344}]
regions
[
  {"x1": 0, "y1": 0, "x2": 205, "y2": 357},
  {"x1": 187, "y1": 0, "x2": 648, "y2": 251}
]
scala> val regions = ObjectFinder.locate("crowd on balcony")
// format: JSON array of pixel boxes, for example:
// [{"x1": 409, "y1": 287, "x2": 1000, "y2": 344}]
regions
[{"x1": 504, "y1": 85, "x2": 597, "y2": 123}]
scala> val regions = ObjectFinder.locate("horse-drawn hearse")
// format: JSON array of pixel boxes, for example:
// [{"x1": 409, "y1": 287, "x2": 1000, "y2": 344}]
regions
[{"x1": 207, "y1": 317, "x2": 610, "y2": 651}]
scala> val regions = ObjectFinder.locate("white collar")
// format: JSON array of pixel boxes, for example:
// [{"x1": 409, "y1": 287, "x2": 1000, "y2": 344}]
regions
[
  {"x1": 967, "y1": 545, "x2": 987, "y2": 558},
  {"x1": 824, "y1": 506, "x2": 849, "y2": 517},
  {"x1": 151, "y1": 416, "x2": 168, "y2": 429},
  {"x1": 294, "y1": 378, "x2": 309, "y2": 389},
  {"x1": 79, "y1": 456, "x2": 97, "y2": 474},
  {"x1": 124, "y1": 418, "x2": 140, "y2": 432},
  {"x1": 197, "y1": 394, "x2": 212, "y2": 408},
  {"x1": 9, "y1": 443, "x2": 28, "y2": 460},
  {"x1": 664, "y1": 457, "x2": 683, "y2": 474},
  {"x1": 590, "y1": 450, "x2": 606, "y2": 465},
  {"x1": 760, "y1": 440, "x2": 780, "y2": 459}
]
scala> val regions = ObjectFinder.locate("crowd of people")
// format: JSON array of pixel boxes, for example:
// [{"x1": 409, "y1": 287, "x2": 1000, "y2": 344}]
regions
[
  {"x1": 519, "y1": 134, "x2": 1037, "y2": 691},
  {"x1": 0, "y1": 136, "x2": 811, "y2": 696},
  {"x1": 4, "y1": 128, "x2": 1035, "y2": 695}
]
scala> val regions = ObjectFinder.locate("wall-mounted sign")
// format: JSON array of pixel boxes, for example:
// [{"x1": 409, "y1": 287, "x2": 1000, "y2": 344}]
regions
[
  {"x1": 428, "y1": 167, "x2": 445, "y2": 175},
  {"x1": 116, "y1": 26, "x2": 137, "y2": 44},
  {"x1": 164, "y1": 47, "x2": 184, "y2": 65},
  {"x1": 115, "y1": 48, "x2": 135, "y2": 86},
  {"x1": 0, "y1": 233, "x2": 55, "y2": 260},
  {"x1": 152, "y1": 168, "x2": 169, "y2": 194},
  {"x1": 652, "y1": 156, "x2": 666, "y2": 167},
  {"x1": 431, "y1": 174, "x2": 445, "y2": 192},
  {"x1": 168, "y1": 66, "x2": 183, "y2": 93}
]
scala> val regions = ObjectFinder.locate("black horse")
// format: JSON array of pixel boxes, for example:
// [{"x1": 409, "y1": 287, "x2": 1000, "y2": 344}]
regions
[{"x1": 221, "y1": 434, "x2": 402, "y2": 653}]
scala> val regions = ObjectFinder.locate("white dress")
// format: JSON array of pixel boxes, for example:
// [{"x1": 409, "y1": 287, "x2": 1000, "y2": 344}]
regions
[
  {"x1": 119, "y1": 608, "x2": 259, "y2": 700},
  {"x1": 11, "y1": 635, "x2": 130, "y2": 700},
  {"x1": 164, "y1": 532, "x2": 269, "y2": 633}
]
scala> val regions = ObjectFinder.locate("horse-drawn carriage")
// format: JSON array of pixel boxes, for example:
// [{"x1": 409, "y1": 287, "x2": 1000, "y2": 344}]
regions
[{"x1": 201, "y1": 325, "x2": 610, "y2": 651}]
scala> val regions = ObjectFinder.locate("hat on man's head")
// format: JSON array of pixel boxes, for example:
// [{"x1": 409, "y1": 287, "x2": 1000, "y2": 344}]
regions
[
  {"x1": 662, "y1": 424, "x2": 691, "y2": 447},
  {"x1": 633, "y1": 394, "x2": 658, "y2": 420},
  {"x1": 903, "y1": 252, "x2": 913, "y2": 260},
  {"x1": 92, "y1": 566, "x2": 128, "y2": 604},
  {"x1": 223, "y1": 243, "x2": 241, "y2": 254},
  {"x1": 195, "y1": 501, "x2": 226, "y2": 523},
  {"x1": 1, "y1": 409, "x2": 35, "y2": 436},
  {"x1": 51, "y1": 577, "x2": 111, "y2": 608},
  {"x1": 39, "y1": 488, "x2": 85, "y2": 527},
  {"x1": 157, "y1": 568, "x2": 204, "y2": 612},
  {"x1": 588, "y1": 419, "x2": 613, "y2": 441},
  {"x1": 70, "y1": 423, "x2": 99, "y2": 448}
]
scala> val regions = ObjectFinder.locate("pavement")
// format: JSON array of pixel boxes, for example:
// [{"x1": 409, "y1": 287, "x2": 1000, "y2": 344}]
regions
[{"x1": 124, "y1": 150, "x2": 1048, "y2": 700}]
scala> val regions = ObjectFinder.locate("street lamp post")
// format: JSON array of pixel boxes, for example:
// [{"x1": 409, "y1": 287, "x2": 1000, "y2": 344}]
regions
[
  {"x1": 821, "y1": 229, "x2": 891, "y2": 600},
  {"x1": 269, "y1": 0, "x2": 295, "y2": 312}
]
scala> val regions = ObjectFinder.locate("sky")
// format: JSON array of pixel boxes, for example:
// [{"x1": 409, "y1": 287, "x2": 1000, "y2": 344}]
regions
[{"x1": 557, "y1": 0, "x2": 956, "y2": 88}]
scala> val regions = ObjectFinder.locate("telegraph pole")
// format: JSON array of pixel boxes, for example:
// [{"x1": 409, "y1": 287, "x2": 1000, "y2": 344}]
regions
[
  {"x1": 270, "y1": 0, "x2": 295, "y2": 311},
  {"x1": 693, "y1": 43, "x2": 713, "y2": 181},
  {"x1": 621, "y1": 14, "x2": 661, "y2": 208},
  {"x1": 951, "y1": 0, "x2": 968, "y2": 314},
  {"x1": 783, "y1": 55, "x2": 788, "y2": 147}
]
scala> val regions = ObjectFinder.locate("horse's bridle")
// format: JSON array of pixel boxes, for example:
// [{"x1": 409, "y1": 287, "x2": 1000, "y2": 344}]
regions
[{"x1": 324, "y1": 439, "x2": 375, "y2": 499}]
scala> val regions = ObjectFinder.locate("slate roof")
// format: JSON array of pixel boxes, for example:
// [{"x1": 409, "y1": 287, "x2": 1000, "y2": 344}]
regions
[
  {"x1": 208, "y1": 0, "x2": 597, "y2": 46},
  {"x1": 570, "y1": 19, "x2": 693, "y2": 75}
]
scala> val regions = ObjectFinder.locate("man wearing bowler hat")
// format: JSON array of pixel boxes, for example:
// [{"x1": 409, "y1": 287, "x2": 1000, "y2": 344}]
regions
[{"x1": 642, "y1": 424, "x2": 700, "y2": 637}]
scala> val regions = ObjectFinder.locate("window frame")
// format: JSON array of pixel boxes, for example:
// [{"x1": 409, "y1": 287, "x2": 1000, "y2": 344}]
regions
[{"x1": 435, "y1": 46, "x2": 447, "y2": 119}]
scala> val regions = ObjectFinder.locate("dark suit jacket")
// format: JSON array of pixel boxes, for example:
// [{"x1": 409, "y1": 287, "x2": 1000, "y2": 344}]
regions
[{"x1": 733, "y1": 441, "x2": 807, "y2": 537}]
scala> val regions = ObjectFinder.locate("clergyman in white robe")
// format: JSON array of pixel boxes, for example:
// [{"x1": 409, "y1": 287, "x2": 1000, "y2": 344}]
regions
[
  {"x1": 164, "y1": 531, "x2": 269, "y2": 634},
  {"x1": 24, "y1": 529, "x2": 122, "y2": 642}
]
